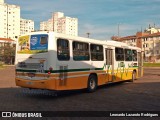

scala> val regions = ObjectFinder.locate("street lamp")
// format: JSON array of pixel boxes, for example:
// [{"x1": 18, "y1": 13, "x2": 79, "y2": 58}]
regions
[{"x1": 86, "y1": 32, "x2": 90, "y2": 38}]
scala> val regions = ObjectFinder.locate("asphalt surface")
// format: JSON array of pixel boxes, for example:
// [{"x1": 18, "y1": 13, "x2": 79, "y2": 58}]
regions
[{"x1": 0, "y1": 66, "x2": 160, "y2": 120}]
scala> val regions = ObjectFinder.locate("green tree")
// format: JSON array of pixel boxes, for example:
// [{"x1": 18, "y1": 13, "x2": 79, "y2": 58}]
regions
[{"x1": 0, "y1": 42, "x2": 16, "y2": 64}]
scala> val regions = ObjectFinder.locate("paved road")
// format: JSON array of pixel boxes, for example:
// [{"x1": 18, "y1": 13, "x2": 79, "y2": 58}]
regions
[{"x1": 0, "y1": 66, "x2": 160, "y2": 119}]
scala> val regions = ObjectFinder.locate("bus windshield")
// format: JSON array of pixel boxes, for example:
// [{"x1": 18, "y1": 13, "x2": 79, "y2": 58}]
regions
[{"x1": 17, "y1": 34, "x2": 48, "y2": 54}]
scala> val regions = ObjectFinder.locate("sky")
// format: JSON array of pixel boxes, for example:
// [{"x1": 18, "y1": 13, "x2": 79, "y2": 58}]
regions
[{"x1": 5, "y1": 0, "x2": 160, "y2": 40}]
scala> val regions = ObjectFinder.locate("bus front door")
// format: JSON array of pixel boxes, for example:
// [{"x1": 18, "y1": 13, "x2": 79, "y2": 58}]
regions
[{"x1": 105, "y1": 48, "x2": 114, "y2": 82}]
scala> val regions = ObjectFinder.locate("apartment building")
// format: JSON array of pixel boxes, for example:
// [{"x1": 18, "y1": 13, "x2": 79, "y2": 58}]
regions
[
  {"x1": 40, "y1": 12, "x2": 78, "y2": 36},
  {"x1": 40, "y1": 13, "x2": 62, "y2": 32},
  {"x1": 0, "y1": 0, "x2": 20, "y2": 41},
  {"x1": 141, "y1": 33, "x2": 160, "y2": 62},
  {"x1": 53, "y1": 12, "x2": 64, "y2": 32},
  {"x1": 57, "y1": 16, "x2": 78, "y2": 36},
  {"x1": 40, "y1": 19, "x2": 54, "y2": 31},
  {"x1": 40, "y1": 21, "x2": 48, "y2": 31},
  {"x1": 145, "y1": 27, "x2": 160, "y2": 34},
  {"x1": 112, "y1": 31, "x2": 160, "y2": 62},
  {"x1": 20, "y1": 18, "x2": 34, "y2": 35}
]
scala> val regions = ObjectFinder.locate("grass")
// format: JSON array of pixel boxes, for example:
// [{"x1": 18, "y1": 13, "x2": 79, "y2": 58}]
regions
[
  {"x1": 143, "y1": 62, "x2": 160, "y2": 67},
  {"x1": 0, "y1": 64, "x2": 4, "y2": 69}
]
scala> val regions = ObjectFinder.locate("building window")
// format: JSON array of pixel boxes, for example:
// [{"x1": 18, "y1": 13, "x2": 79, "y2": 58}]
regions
[
  {"x1": 73, "y1": 41, "x2": 89, "y2": 61},
  {"x1": 146, "y1": 44, "x2": 148, "y2": 48},
  {"x1": 57, "y1": 38, "x2": 70, "y2": 61},
  {"x1": 143, "y1": 44, "x2": 148, "y2": 48},
  {"x1": 143, "y1": 38, "x2": 148, "y2": 42},
  {"x1": 115, "y1": 47, "x2": 124, "y2": 61},
  {"x1": 156, "y1": 50, "x2": 159, "y2": 54},
  {"x1": 90, "y1": 44, "x2": 103, "y2": 61}
]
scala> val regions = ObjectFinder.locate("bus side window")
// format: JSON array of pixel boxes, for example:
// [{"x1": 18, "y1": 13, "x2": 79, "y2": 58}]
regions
[
  {"x1": 115, "y1": 47, "x2": 124, "y2": 61},
  {"x1": 57, "y1": 38, "x2": 70, "y2": 61},
  {"x1": 73, "y1": 41, "x2": 89, "y2": 61},
  {"x1": 125, "y1": 49, "x2": 132, "y2": 61},
  {"x1": 132, "y1": 50, "x2": 137, "y2": 61},
  {"x1": 90, "y1": 44, "x2": 104, "y2": 61}
]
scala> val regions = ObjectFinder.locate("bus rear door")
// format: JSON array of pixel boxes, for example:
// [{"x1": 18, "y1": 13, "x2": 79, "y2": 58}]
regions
[{"x1": 105, "y1": 48, "x2": 114, "y2": 82}]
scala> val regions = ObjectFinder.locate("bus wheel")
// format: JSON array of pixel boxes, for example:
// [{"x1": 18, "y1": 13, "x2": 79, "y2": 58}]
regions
[
  {"x1": 131, "y1": 71, "x2": 136, "y2": 82},
  {"x1": 87, "y1": 75, "x2": 97, "y2": 92}
]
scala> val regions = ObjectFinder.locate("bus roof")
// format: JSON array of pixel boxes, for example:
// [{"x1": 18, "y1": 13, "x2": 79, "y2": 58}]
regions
[{"x1": 21, "y1": 31, "x2": 141, "y2": 51}]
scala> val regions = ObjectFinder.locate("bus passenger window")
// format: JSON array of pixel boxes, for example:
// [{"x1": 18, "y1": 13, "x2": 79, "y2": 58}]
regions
[
  {"x1": 90, "y1": 44, "x2": 103, "y2": 61},
  {"x1": 125, "y1": 49, "x2": 132, "y2": 61},
  {"x1": 57, "y1": 39, "x2": 70, "y2": 61},
  {"x1": 132, "y1": 50, "x2": 137, "y2": 61},
  {"x1": 115, "y1": 47, "x2": 124, "y2": 61},
  {"x1": 73, "y1": 41, "x2": 89, "y2": 61}
]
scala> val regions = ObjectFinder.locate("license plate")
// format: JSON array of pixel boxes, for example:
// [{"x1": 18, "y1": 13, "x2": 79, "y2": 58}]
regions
[{"x1": 26, "y1": 82, "x2": 33, "y2": 85}]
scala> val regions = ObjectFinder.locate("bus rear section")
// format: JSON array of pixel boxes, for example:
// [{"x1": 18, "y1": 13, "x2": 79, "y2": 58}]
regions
[{"x1": 15, "y1": 33, "x2": 57, "y2": 90}]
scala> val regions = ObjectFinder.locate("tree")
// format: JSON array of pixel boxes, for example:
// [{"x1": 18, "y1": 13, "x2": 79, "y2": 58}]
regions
[{"x1": 0, "y1": 42, "x2": 16, "y2": 64}]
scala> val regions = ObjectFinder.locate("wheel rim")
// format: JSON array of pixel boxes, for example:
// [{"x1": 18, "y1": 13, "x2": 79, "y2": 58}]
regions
[
  {"x1": 90, "y1": 79, "x2": 96, "y2": 90},
  {"x1": 132, "y1": 72, "x2": 136, "y2": 80}
]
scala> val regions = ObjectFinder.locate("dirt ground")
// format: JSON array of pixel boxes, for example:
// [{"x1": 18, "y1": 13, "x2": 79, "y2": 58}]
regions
[{"x1": 0, "y1": 66, "x2": 16, "y2": 88}]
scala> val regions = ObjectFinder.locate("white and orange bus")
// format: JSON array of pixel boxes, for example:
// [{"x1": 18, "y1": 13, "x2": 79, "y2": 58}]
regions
[{"x1": 15, "y1": 31, "x2": 143, "y2": 92}]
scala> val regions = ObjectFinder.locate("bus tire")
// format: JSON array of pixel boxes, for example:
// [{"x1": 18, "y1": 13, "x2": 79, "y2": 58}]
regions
[
  {"x1": 87, "y1": 75, "x2": 97, "y2": 92},
  {"x1": 131, "y1": 71, "x2": 136, "y2": 82}
]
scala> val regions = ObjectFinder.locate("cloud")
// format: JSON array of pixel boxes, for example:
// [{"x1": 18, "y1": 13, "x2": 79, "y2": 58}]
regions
[
  {"x1": 79, "y1": 23, "x2": 147, "y2": 40},
  {"x1": 79, "y1": 23, "x2": 119, "y2": 40}
]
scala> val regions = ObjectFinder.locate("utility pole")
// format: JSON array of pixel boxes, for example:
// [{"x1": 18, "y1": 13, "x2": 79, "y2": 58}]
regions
[
  {"x1": 118, "y1": 24, "x2": 120, "y2": 37},
  {"x1": 144, "y1": 38, "x2": 147, "y2": 62}
]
